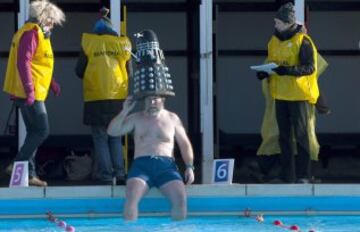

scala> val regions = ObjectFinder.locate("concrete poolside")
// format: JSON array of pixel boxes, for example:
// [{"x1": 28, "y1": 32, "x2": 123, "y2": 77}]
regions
[{"x1": 1, "y1": 184, "x2": 360, "y2": 218}]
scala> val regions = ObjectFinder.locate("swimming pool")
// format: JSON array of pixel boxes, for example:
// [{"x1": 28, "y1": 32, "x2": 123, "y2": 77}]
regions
[{"x1": 1, "y1": 184, "x2": 360, "y2": 232}]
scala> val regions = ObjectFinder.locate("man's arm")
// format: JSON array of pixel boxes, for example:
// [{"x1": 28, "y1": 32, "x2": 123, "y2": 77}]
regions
[
  {"x1": 107, "y1": 96, "x2": 136, "y2": 137},
  {"x1": 173, "y1": 113, "x2": 195, "y2": 185}
]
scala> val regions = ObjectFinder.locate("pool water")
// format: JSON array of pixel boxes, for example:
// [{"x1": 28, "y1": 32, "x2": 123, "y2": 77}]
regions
[{"x1": 0, "y1": 215, "x2": 359, "y2": 232}]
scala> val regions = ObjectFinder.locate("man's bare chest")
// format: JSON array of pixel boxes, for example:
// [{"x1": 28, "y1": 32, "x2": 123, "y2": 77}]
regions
[{"x1": 135, "y1": 118, "x2": 174, "y2": 142}]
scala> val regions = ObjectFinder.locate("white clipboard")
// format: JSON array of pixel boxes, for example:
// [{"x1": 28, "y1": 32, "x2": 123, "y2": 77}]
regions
[{"x1": 250, "y1": 62, "x2": 278, "y2": 74}]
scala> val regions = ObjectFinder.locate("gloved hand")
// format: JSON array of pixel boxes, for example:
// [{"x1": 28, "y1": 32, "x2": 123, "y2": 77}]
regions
[
  {"x1": 272, "y1": 66, "x2": 289, "y2": 76},
  {"x1": 25, "y1": 91, "x2": 35, "y2": 106},
  {"x1": 256, "y1": 71, "x2": 269, "y2": 80},
  {"x1": 50, "y1": 80, "x2": 61, "y2": 96}
]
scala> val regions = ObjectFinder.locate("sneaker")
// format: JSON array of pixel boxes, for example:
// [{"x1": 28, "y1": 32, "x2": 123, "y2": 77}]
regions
[{"x1": 29, "y1": 176, "x2": 48, "y2": 187}]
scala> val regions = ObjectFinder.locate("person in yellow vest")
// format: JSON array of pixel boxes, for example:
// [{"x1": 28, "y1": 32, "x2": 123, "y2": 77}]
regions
[
  {"x1": 257, "y1": 53, "x2": 328, "y2": 183},
  {"x1": 3, "y1": 0, "x2": 65, "y2": 187},
  {"x1": 255, "y1": 3, "x2": 319, "y2": 184},
  {"x1": 75, "y1": 7, "x2": 131, "y2": 185}
]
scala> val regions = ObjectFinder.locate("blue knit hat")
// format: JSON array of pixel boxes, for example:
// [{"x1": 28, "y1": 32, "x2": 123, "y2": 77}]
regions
[{"x1": 93, "y1": 7, "x2": 115, "y2": 33}]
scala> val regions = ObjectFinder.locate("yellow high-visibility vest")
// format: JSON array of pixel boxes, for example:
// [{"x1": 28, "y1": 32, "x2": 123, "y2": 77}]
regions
[
  {"x1": 257, "y1": 54, "x2": 329, "y2": 160},
  {"x1": 3, "y1": 23, "x2": 54, "y2": 101},
  {"x1": 81, "y1": 33, "x2": 131, "y2": 102},
  {"x1": 268, "y1": 33, "x2": 319, "y2": 104}
]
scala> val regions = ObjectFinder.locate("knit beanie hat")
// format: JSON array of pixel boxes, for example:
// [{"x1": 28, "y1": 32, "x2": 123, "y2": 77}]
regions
[
  {"x1": 275, "y1": 2, "x2": 296, "y2": 24},
  {"x1": 93, "y1": 7, "x2": 114, "y2": 33}
]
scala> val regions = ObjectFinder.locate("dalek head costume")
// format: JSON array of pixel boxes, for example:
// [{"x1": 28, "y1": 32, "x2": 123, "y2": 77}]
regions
[{"x1": 131, "y1": 30, "x2": 175, "y2": 99}]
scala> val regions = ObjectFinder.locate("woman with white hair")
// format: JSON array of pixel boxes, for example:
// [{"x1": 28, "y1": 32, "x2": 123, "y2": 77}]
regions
[{"x1": 3, "y1": 0, "x2": 65, "y2": 186}]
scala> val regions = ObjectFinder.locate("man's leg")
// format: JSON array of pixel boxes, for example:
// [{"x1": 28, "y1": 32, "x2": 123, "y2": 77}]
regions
[
  {"x1": 159, "y1": 180, "x2": 187, "y2": 220},
  {"x1": 124, "y1": 178, "x2": 149, "y2": 221}
]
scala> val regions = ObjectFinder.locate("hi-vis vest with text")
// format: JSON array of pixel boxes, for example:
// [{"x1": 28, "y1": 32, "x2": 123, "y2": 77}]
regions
[
  {"x1": 3, "y1": 23, "x2": 54, "y2": 101},
  {"x1": 268, "y1": 33, "x2": 319, "y2": 104},
  {"x1": 81, "y1": 33, "x2": 131, "y2": 102}
]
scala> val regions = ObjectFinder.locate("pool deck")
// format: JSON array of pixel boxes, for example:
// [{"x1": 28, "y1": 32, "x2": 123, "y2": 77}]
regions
[{"x1": 1, "y1": 184, "x2": 360, "y2": 218}]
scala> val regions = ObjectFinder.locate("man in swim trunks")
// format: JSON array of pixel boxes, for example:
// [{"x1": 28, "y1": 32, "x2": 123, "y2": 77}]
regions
[{"x1": 107, "y1": 95, "x2": 195, "y2": 221}]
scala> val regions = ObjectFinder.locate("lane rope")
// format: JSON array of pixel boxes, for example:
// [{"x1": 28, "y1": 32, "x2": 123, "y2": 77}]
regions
[
  {"x1": 46, "y1": 212, "x2": 76, "y2": 232},
  {"x1": 243, "y1": 208, "x2": 316, "y2": 232}
]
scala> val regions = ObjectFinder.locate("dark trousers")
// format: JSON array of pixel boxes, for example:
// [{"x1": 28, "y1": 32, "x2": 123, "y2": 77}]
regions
[
  {"x1": 14, "y1": 100, "x2": 49, "y2": 177},
  {"x1": 275, "y1": 100, "x2": 311, "y2": 183},
  {"x1": 91, "y1": 125, "x2": 124, "y2": 181}
]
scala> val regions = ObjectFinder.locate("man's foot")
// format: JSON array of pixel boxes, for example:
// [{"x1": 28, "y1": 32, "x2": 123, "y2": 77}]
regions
[{"x1": 29, "y1": 176, "x2": 48, "y2": 187}]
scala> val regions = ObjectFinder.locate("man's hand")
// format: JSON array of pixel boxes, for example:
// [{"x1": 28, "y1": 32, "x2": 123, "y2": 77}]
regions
[
  {"x1": 123, "y1": 96, "x2": 136, "y2": 113},
  {"x1": 256, "y1": 71, "x2": 269, "y2": 80},
  {"x1": 272, "y1": 66, "x2": 289, "y2": 76},
  {"x1": 25, "y1": 92, "x2": 35, "y2": 106},
  {"x1": 184, "y1": 168, "x2": 194, "y2": 185},
  {"x1": 50, "y1": 80, "x2": 61, "y2": 96}
]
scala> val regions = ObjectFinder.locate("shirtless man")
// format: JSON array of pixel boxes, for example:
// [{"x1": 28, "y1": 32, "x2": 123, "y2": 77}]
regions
[{"x1": 107, "y1": 95, "x2": 195, "y2": 221}]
